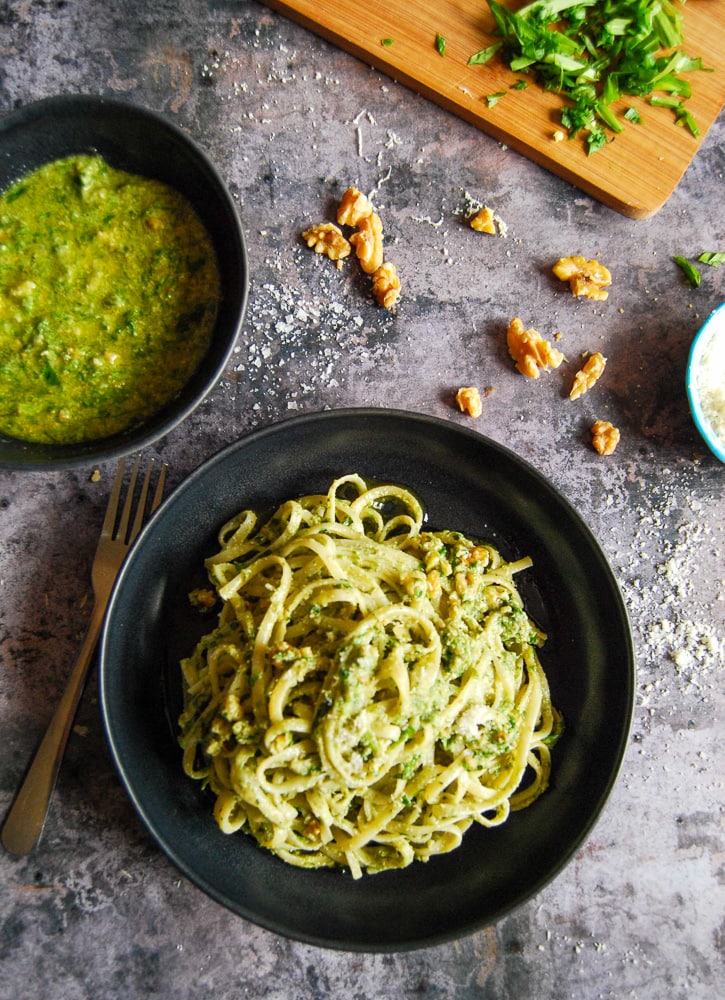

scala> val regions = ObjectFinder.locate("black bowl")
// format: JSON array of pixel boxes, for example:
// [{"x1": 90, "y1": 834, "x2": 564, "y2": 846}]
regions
[
  {"x1": 100, "y1": 409, "x2": 635, "y2": 951},
  {"x1": 0, "y1": 94, "x2": 248, "y2": 470}
]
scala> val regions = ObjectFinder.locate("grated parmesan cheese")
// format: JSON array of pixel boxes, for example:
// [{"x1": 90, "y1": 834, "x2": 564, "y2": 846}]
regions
[{"x1": 697, "y1": 328, "x2": 725, "y2": 444}]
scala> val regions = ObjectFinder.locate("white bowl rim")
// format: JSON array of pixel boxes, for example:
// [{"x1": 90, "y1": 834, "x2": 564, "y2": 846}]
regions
[{"x1": 686, "y1": 301, "x2": 725, "y2": 464}]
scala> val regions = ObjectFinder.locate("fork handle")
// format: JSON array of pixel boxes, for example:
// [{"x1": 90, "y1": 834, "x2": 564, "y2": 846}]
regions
[{"x1": 1, "y1": 598, "x2": 106, "y2": 856}]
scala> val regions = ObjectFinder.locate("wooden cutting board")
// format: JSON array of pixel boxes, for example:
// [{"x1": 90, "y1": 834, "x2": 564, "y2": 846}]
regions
[{"x1": 263, "y1": 0, "x2": 725, "y2": 218}]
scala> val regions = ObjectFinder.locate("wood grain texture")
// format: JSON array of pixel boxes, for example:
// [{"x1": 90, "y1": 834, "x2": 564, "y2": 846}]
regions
[{"x1": 262, "y1": 0, "x2": 725, "y2": 218}]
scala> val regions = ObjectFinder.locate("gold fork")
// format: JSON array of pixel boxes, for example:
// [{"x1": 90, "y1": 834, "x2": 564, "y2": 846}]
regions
[{"x1": 1, "y1": 456, "x2": 167, "y2": 856}]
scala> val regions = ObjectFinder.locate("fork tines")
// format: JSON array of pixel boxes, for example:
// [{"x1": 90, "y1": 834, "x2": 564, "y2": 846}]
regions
[{"x1": 107, "y1": 457, "x2": 167, "y2": 545}]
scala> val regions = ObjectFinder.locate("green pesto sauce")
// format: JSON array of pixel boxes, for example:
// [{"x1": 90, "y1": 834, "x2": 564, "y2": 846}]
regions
[{"x1": 0, "y1": 154, "x2": 221, "y2": 444}]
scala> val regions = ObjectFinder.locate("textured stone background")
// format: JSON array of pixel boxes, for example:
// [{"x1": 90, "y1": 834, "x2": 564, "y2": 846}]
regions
[{"x1": 0, "y1": 2, "x2": 723, "y2": 998}]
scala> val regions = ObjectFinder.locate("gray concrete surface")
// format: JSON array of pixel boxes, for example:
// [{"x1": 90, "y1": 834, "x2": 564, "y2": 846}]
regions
[{"x1": 1, "y1": 1, "x2": 723, "y2": 998}]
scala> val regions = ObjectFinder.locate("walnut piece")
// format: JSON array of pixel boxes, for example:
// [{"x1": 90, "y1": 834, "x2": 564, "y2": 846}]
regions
[
  {"x1": 302, "y1": 223, "x2": 351, "y2": 263},
  {"x1": 570, "y1": 352, "x2": 607, "y2": 400},
  {"x1": 349, "y1": 211, "x2": 384, "y2": 274},
  {"x1": 469, "y1": 206, "x2": 496, "y2": 234},
  {"x1": 303, "y1": 186, "x2": 401, "y2": 306},
  {"x1": 372, "y1": 261, "x2": 400, "y2": 310},
  {"x1": 553, "y1": 256, "x2": 611, "y2": 300},
  {"x1": 591, "y1": 419, "x2": 620, "y2": 455},
  {"x1": 337, "y1": 186, "x2": 374, "y2": 227},
  {"x1": 456, "y1": 386, "x2": 482, "y2": 418},
  {"x1": 507, "y1": 317, "x2": 565, "y2": 379},
  {"x1": 468, "y1": 204, "x2": 507, "y2": 236}
]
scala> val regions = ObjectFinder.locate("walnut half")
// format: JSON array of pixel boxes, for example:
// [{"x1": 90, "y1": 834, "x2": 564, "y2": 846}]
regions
[
  {"x1": 507, "y1": 317, "x2": 565, "y2": 378},
  {"x1": 337, "y1": 186, "x2": 374, "y2": 227},
  {"x1": 349, "y1": 211, "x2": 384, "y2": 274},
  {"x1": 553, "y1": 256, "x2": 611, "y2": 300},
  {"x1": 591, "y1": 419, "x2": 620, "y2": 455},
  {"x1": 301, "y1": 223, "x2": 351, "y2": 264},
  {"x1": 570, "y1": 352, "x2": 607, "y2": 400}
]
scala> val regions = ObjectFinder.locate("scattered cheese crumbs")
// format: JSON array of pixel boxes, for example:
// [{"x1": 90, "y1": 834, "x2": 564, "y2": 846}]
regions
[
  {"x1": 591, "y1": 419, "x2": 620, "y2": 455},
  {"x1": 90, "y1": 469, "x2": 101, "y2": 483},
  {"x1": 455, "y1": 386, "x2": 483, "y2": 418},
  {"x1": 553, "y1": 129, "x2": 566, "y2": 142},
  {"x1": 553, "y1": 255, "x2": 612, "y2": 300},
  {"x1": 507, "y1": 317, "x2": 565, "y2": 378},
  {"x1": 696, "y1": 328, "x2": 725, "y2": 444},
  {"x1": 570, "y1": 351, "x2": 607, "y2": 400}
]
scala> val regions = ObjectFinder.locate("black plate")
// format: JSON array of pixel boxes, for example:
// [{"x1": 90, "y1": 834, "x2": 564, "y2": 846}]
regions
[{"x1": 99, "y1": 408, "x2": 634, "y2": 951}]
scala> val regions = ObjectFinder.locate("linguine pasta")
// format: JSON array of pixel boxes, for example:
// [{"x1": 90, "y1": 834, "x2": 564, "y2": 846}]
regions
[{"x1": 178, "y1": 475, "x2": 562, "y2": 878}]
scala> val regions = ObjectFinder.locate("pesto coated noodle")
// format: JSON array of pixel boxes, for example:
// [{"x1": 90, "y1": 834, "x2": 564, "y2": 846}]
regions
[{"x1": 178, "y1": 476, "x2": 563, "y2": 878}]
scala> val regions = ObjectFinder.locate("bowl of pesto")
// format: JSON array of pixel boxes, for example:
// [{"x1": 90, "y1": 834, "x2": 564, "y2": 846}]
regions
[{"x1": 0, "y1": 94, "x2": 248, "y2": 469}]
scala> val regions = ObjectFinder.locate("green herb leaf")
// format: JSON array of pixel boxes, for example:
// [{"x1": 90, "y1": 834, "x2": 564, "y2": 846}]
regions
[
  {"x1": 467, "y1": 42, "x2": 502, "y2": 66},
  {"x1": 436, "y1": 33, "x2": 446, "y2": 57},
  {"x1": 672, "y1": 256, "x2": 701, "y2": 287},
  {"x1": 698, "y1": 252, "x2": 725, "y2": 268},
  {"x1": 474, "y1": 0, "x2": 706, "y2": 153},
  {"x1": 381, "y1": 37, "x2": 394, "y2": 47},
  {"x1": 486, "y1": 92, "x2": 507, "y2": 107}
]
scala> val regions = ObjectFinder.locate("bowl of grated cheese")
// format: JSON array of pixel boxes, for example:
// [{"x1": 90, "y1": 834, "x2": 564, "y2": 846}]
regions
[{"x1": 687, "y1": 303, "x2": 725, "y2": 464}]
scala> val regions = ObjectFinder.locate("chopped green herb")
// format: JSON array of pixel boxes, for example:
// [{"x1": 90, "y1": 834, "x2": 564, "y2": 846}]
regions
[
  {"x1": 486, "y1": 91, "x2": 507, "y2": 107},
  {"x1": 624, "y1": 106, "x2": 642, "y2": 124},
  {"x1": 475, "y1": 0, "x2": 708, "y2": 153},
  {"x1": 676, "y1": 107, "x2": 700, "y2": 137},
  {"x1": 381, "y1": 37, "x2": 394, "y2": 47},
  {"x1": 672, "y1": 256, "x2": 701, "y2": 287},
  {"x1": 698, "y1": 252, "x2": 725, "y2": 268},
  {"x1": 649, "y1": 95, "x2": 682, "y2": 110},
  {"x1": 436, "y1": 32, "x2": 446, "y2": 56},
  {"x1": 467, "y1": 42, "x2": 502, "y2": 66},
  {"x1": 511, "y1": 79, "x2": 528, "y2": 90}
]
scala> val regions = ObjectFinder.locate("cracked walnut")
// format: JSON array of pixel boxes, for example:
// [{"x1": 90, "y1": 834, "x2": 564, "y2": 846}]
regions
[{"x1": 507, "y1": 317, "x2": 565, "y2": 378}]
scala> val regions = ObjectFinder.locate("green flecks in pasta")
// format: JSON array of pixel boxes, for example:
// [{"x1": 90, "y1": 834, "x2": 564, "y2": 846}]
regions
[{"x1": 178, "y1": 475, "x2": 562, "y2": 878}]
